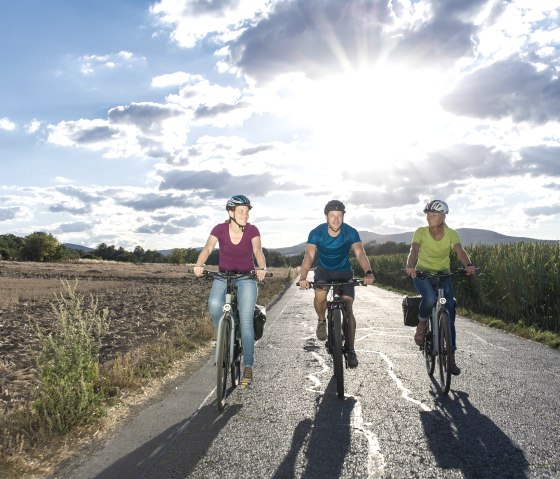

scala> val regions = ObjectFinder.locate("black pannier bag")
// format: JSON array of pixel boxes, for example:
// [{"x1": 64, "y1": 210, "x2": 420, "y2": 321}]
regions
[
  {"x1": 253, "y1": 304, "x2": 267, "y2": 340},
  {"x1": 402, "y1": 296, "x2": 422, "y2": 327}
]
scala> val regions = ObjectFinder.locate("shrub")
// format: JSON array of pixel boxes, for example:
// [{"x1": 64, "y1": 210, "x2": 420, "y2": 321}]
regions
[{"x1": 33, "y1": 281, "x2": 109, "y2": 435}]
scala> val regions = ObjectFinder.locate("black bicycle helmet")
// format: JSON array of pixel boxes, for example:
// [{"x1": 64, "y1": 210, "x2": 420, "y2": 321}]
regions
[
  {"x1": 324, "y1": 200, "x2": 346, "y2": 215},
  {"x1": 226, "y1": 194, "x2": 252, "y2": 211},
  {"x1": 423, "y1": 199, "x2": 449, "y2": 214}
]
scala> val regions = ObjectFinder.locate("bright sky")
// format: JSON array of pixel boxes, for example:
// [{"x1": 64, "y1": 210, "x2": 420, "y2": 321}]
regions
[{"x1": 1, "y1": 0, "x2": 559, "y2": 250}]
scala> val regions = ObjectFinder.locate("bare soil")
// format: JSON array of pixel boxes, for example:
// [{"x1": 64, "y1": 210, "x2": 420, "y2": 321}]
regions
[{"x1": 0, "y1": 260, "x2": 290, "y2": 412}]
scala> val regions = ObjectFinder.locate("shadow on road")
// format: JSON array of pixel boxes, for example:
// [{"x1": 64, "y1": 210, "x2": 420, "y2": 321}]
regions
[
  {"x1": 272, "y1": 376, "x2": 357, "y2": 478},
  {"x1": 420, "y1": 390, "x2": 529, "y2": 478},
  {"x1": 80, "y1": 401, "x2": 242, "y2": 479}
]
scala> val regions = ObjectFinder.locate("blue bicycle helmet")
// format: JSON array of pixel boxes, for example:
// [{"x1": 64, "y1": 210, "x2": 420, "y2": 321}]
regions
[{"x1": 226, "y1": 194, "x2": 252, "y2": 211}]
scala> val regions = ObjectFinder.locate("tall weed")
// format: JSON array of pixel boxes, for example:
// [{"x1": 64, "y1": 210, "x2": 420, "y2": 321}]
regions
[{"x1": 34, "y1": 280, "x2": 109, "y2": 434}]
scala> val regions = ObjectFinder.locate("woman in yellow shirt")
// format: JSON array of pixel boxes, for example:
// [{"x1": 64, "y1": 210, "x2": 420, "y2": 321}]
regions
[{"x1": 405, "y1": 200, "x2": 476, "y2": 375}]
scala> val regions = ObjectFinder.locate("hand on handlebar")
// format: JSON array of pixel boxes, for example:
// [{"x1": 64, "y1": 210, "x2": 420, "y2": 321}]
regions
[
  {"x1": 298, "y1": 278, "x2": 310, "y2": 289},
  {"x1": 465, "y1": 264, "x2": 477, "y2": 276},
  {"x1": 193, "y1": 265, "x2": 204, "y2": 277},
  {"x1": 405, "y1": 266, "x2": 416, "y2": 278}
]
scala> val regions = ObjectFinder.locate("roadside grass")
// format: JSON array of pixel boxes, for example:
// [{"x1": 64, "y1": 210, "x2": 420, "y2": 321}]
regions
[
  {"x1": 0, "y1": 267, "x2": 294, "y2": 479},
  {"x1": 456, "y1": 308, "x2": 560, "y2": 349}
]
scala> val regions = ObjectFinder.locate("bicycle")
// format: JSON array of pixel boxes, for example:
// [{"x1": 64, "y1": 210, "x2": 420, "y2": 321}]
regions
[
  {"x1": 191, "y1": 269, "x2": 270, "y2": 411},
  {"x1": 308, "y1": 279, "x2": 364, "y2": 398},
  {"x1": 414, "y1": 268, "x2": 476, "y2": 395}
]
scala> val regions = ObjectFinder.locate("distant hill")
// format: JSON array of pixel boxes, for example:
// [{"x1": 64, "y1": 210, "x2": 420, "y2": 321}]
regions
[
  {"x1": 270, "y1": 228, "x2": 556, "y2": 256},
  {"x1": 63, "y1": 243, "x2": 94, "y2": 253}
]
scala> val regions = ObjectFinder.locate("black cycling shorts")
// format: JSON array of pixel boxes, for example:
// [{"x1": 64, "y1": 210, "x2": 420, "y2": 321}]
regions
[{"x1": 313, "y1": 268, "x2": 355, "y2": 299}]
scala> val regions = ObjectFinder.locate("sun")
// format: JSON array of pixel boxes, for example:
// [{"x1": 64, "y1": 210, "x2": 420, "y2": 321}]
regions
[{"x1": 291, "y1": 65, "x2": 448, "y2": 167}]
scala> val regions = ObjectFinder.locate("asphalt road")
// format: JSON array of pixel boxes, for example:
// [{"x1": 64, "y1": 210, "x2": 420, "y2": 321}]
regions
[{"x1": 52, "y1": 280, "x2": 560, "y2": 479}]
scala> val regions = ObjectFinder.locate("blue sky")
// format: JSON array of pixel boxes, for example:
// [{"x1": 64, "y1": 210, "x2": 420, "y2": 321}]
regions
[{"x1": 1, "y1": 0, "x2": 559, "y2": 251}]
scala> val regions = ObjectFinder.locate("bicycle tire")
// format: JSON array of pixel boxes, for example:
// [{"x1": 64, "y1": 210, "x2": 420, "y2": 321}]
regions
[
  {"x1": 216, "y1": 313, "x2": 231, "y2": 410},
  {"x1": 332, "y1": 309, "x2": 345, "y2": 398},
  {"x1": 425, "y1": 319, "x2": 436, "y2": 376},
  {"x1": 437, "y1": 310, "x2": 452, "y2": 395}
]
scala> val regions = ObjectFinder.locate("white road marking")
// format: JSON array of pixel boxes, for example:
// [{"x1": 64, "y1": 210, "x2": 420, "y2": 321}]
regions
[
  {"x1": 376, "y1": 351, "x2": 432, "y2": 412},
  {"x1": 351, "y1": 399, "x2": 386, "y2": 478}
]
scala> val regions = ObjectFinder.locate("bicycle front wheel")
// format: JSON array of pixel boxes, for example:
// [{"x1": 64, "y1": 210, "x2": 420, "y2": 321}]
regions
[
  {"x1": 332, "y1": 309, "x2": 344, "y2": 398},
  {"x1": 437, "y1": 310, "x2": 452, "y2": 395},
  {"x1": 424, "y1": 320, "x2": 436, "y2": 376},
  {"x1": 216, "y1": 313, "x2": 232, "y2": 410}
]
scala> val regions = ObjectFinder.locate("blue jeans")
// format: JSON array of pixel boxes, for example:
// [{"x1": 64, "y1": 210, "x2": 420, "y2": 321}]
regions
[
  {"x1": 209, "y1": 277, "x2": 257, "y2": 367},
  {"x1": 413, "y1": 276, "x2": 457, "y2": 351}
]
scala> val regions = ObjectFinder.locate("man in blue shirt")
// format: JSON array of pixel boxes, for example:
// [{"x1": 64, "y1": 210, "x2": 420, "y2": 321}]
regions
[{"x1": 298, "y1": 200, "x2": 375, "y2": 368}]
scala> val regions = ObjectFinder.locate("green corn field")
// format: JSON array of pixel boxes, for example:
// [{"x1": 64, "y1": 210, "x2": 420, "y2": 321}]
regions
[{"x1": 364, "y1": 242, "x2": 560, "y2": 336}]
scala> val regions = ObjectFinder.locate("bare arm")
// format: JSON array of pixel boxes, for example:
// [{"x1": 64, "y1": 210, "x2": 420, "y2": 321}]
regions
[
  {"x1": 252, "y1": 236, "x2": 267, "y2": 282},
  {"x1": 352, "y1": 242, "x2": 375, "y2": 285},
  {"x1": 453, "y1": 243, "x2": 476, "y2": 275},
  {"x1": 405, "y1": 243, "x2": 420, "y2": 278},
  {"x1": 298, "y1": 243, "x2": 317, "y2": 288},
  {"x1": 193, "y1": 235, "x2": 218, "y2": 276}
]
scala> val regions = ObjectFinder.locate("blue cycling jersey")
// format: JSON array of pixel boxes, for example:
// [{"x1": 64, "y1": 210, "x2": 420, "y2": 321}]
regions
[{"x1": 307, "y1": 223, "x2": 361, "y2": 271}]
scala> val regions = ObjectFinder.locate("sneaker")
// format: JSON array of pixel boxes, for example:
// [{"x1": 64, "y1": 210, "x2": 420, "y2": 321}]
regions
[
  {"x1": 316, "y1": 320, "x2": 327, "y2": 341},
  {"x1": 240, "y1": 366, "x2": 253, "y2": 387},
  {"x1": 347, "y1": 351, "x2": 359, "y2": 368},
  {"x1": 450, "y1": 352, "x2": 461, "y2": 376}
]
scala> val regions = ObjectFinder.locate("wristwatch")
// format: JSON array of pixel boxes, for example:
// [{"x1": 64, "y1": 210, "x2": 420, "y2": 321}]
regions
[{"x1": 365, "y1": 270, "x2": 374, "y2": 276}]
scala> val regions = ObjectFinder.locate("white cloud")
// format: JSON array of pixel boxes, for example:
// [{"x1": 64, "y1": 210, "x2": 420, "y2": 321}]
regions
[{"x1": 0, "y1": 117, "x2": 16, "y2": 131}]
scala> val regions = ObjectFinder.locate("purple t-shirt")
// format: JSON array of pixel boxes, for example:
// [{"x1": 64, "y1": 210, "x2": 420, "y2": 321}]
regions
[{"x1": 210, "y1": 222, "x2": 260, "y2": 273}]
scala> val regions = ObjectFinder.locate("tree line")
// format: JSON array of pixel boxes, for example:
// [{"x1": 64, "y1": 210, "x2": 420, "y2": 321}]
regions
[
  {"x1": 0, "y1": 232, "x2": 410, "y2": 267},
  {"x1": 0, "y1": 232, "x2": 300, "y2": 267}
]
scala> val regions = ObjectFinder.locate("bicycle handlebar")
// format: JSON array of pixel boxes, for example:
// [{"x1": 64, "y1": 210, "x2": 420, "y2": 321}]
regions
[
  {"x1": 306, "y1": 278, "x2": 366, "y2": 288},
  {"x1": 414, "y1": 268, "x2": 480, "y2": 280},
  {"x1": 187, "y1": 269, "x2": 273, "y2": 279}
]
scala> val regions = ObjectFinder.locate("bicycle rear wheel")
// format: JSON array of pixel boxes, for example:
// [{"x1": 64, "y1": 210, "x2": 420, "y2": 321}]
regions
[
  {"x1": 437, "y1": 310, "x2": 452, "y2": 395},
  {"x1": 332, "y1": 309, "x2": 344, "y2": 398},
  {"x1": 216, "y1": 313, "x2": 232, "y2": 410}
]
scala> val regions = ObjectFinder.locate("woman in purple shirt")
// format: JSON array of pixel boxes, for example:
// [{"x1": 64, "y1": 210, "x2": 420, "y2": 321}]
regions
[{"x1": 193, "y1": 195, "x2": 267, "y2": 387}]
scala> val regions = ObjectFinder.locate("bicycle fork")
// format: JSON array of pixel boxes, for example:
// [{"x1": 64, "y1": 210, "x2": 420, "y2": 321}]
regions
[
  {"x1": 430, "y1": 287, "x2": 447, "y2": 355},
  {"x1": 215, "y1": 293, "x2": 234, "y2": 365}
]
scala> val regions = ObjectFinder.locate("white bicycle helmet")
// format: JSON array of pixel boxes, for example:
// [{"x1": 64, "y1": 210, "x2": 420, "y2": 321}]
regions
[{"x1": 423, "y1": 200, "x2": 449, "y2": 214}]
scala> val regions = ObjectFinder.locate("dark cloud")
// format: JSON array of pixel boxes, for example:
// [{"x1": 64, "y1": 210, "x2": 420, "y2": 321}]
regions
[
  {"x1": 183, "y1": 0, "x2": 236, "y2": 15},
  {"x1": 57, "y1": 221, "x2": 91, "y2": 233},
  {"x1": 348, "y1": 187, "x2": 420, "y2": 209},
  {"x1": 422, "y1": 144, "x2": 513, "y2": 182},
  {"x1": 118, "y1": 193, "x2": 190, "y2": 212},
  {"x1": 441, "y1": 58, "x2": 560, "y2": 124},
  {"x1": 135, "y1": 223, "x2": 183, "y2": 234},
  {"x1": 159, "y1": 168, "x2": 299, "y2": 196},
  {"x1": 391, "y1": 17, "x2": 476, "y2": 68},
  {"x1": 225, "y1": 0, "x2": 495, "y2": 82},
  {"x1": 49, "y1": 203, "x2": 92, "y2": 215},
  {"x1": 108, "y1": 102, "x2": 184, "y2": 132},
  {"x1": 0, "y1": 207, "x2": 19, "y2": 221},
  {"x1": 194, "y1": 102, "x2": 249, "y2": 119},
  {"x1": 170, "y1": 216, "x2": 207, "y2": 228},
  {"x1": 56, "y1": 186, "x2": 102, "y2": 203},
  {"x1": 239, "y1": 144, "x2": 274, "y2": 156},
  {"x1": 518, "y1": 146, "x2": 560, "y2": 177},
  {"x1": 524, "y1": 205, "x2": 560, "y2": 217},
  {"x1": 74, "y1": 125, "x2": 119, "y2": 144},
  {"x1": 227, "y1": 0, "x2": 391, "y2": 82}
]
